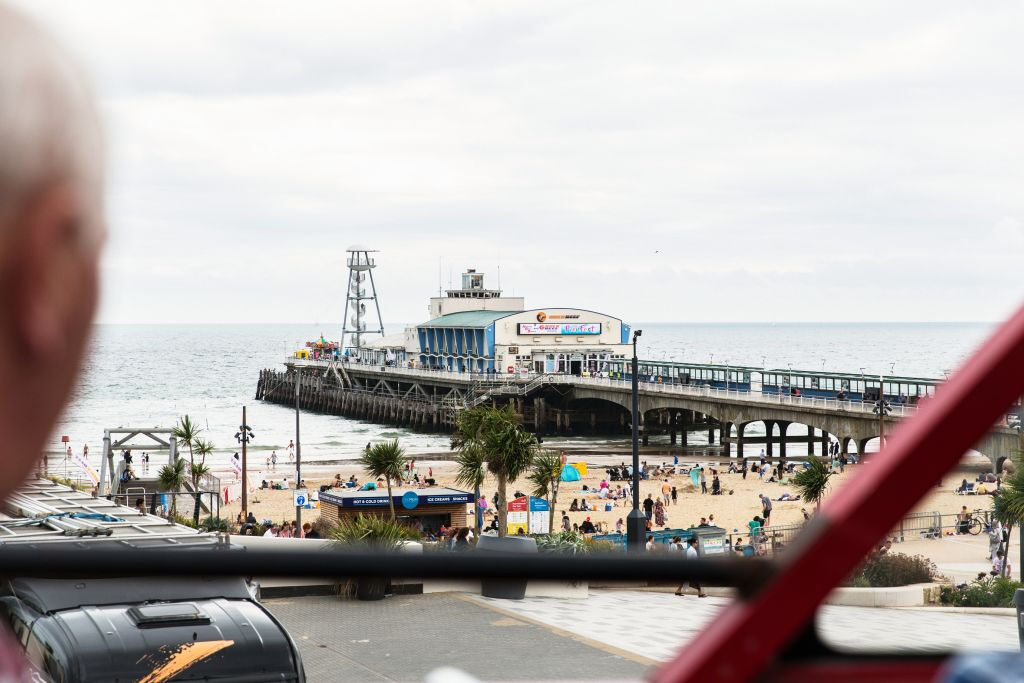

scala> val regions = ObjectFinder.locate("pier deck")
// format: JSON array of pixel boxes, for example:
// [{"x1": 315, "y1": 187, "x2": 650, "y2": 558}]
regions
[{"x1": 256, "y1": 359, "x2": 1017, "y2": 470}]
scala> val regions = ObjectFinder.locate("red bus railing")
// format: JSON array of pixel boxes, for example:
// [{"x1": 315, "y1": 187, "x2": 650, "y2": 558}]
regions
[{"x1": 657, "y1": 304, "x2": 1024, "y2": 682}]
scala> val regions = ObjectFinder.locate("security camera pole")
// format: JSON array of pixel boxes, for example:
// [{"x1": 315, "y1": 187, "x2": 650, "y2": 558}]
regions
[
  {"x1": 626, "y1": 329, "x2": 646, "y2": 551},
  {"x1": 236, "y1": 409, "x2": 254, "y2": 520}
]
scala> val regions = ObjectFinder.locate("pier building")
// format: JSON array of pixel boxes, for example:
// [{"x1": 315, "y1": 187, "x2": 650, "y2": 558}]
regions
[{"x1": 413, "y1": 269, "x2": 631, "y2": 374}]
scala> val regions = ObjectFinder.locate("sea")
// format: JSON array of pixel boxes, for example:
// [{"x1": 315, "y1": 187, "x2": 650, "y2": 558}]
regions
[{"x1": 52, "y1": 322, "x2": 995, "y2": 475}]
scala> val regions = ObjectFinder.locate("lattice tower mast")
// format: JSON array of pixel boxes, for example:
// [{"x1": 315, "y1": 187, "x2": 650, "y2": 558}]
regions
[{"x1": 342, "y1": 246, "x2": 384, "y2": 353}]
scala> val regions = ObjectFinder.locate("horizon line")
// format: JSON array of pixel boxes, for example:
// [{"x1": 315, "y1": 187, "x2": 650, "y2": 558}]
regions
[{"x1": 89, "y1": 320, "x2": 997, "y2": 326}]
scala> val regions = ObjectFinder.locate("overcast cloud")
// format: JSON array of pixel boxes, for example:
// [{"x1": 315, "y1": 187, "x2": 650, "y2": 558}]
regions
[{"x1": 14, "y1": 1, "x2": 1024, "y2": 324}]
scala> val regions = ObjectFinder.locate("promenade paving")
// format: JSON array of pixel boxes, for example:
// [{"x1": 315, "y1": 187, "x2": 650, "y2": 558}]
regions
[
  {"x1": 265, "y1": 594, "x2": 650, "y2": 682},
  {"x1": 470, "y1": 590, "x2": 1020, "y2": 661}
]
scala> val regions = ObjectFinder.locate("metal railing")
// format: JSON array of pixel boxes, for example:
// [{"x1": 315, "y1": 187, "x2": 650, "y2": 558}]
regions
[{"x1": 278, "y1": 359, "x2": 1024, "y2": 429}]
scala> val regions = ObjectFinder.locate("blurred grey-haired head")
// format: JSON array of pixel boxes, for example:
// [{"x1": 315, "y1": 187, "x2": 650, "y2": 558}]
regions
[{"x1": 0, "y1": 3, "x2": 104, "y2": 244}]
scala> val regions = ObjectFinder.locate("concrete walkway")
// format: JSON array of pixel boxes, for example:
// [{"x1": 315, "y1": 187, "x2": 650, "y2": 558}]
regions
[
  {"x1": 265, "y1": 593, "x2": 650, "y2": 681},
  {"x1": 469, "y1": 589, "x2": 1019, "y2": 661}
]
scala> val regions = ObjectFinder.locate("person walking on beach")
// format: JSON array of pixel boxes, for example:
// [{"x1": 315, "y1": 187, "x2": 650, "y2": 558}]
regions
[
  {"x1": 671, "y1": 486, "x2": 678, "y2": 505},
  {"x1": 271, "y1": 451, "x2": 278, "y2": 472},
  {"x1": 643, "y1": 494, "x2": 654, "y2": 520},
  {"x1": 741, "y1": 459, "x2": 748, "y2": 480},
  {"x1": 661, "y1": 479, "x2": 671, "y2": 505},
  {"x1": 654, "y1": 499, "x2": 666, "y2": 527},
  {"x1": 700, "y1": 468, "x2": 707, "y2": 494},
  {"x1": 287, "y1": 439, "x2": 295, "y2": 462},
  {"x1": 760, "y1": 494, "x2": 773, "y2": 526}
]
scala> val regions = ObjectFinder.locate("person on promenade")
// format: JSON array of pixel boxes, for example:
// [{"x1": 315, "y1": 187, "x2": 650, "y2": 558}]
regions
[
  {"x1": 700, "y1": 468, "x2": 708, "y2": 494},
  {"x1": 675, "y1": 538, "x2": 707, "y2": 597},
  {"x1": 760, "y1": 494, "x2": 773, "y2": 525},
  {"x1": 643, "y1": 494, "x2": 655, "y2": 520},
  {"x1": 748, "y1": 516, "x2": 763, "y2": 553},
  {"x1": 645, "y1": 535, "x2": 654, "y2": 551}
]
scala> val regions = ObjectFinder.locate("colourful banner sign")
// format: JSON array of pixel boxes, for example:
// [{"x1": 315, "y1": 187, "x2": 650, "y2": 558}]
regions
[
  {"x1": 73, "y1": 452, "x2": 99, "y2": 486},
  {"x1": 517, "y1": 323, "x2": 601, "y2": 335}
]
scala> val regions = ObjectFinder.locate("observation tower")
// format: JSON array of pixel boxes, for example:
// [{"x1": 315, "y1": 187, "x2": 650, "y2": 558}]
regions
[{"x1": 342, "y1": 246, "x2": 384, "y2": 354}]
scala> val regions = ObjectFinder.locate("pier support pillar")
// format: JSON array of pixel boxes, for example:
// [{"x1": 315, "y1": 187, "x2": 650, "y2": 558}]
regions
[
  {"x1": 736, "y1": 422, "x2": 746, "y2": 459},
  {"x1": 807, "y1": 427, "x2": 815, "y2": 455},
  {"x1": 821, "y1": 430, "x2": 830, "y2": 457},
  {"x1": 778, "y1": 421, "x2": 790, "y2": 463},
  {"x1": 842, "y1": 436, "x2": 852, "y2": 456},
  {"x1": 765, "y1": 420, "x2": 774, "y2": 457},
  {"x1": 670, "y1": 412, "x2": 677, "y2": 445},
  {"x1": 707, "y1": 423, "x2": 715, "y2": 445},
  {"x1": 590, "y1": 412, "x2": 596, "y2": 433},
  {"x1": 681, "y1": 423, "x2": 688, "y2": 447}
]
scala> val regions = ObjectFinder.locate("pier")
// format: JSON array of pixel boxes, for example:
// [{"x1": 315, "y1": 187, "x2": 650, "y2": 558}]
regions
[{"x1": 255, "y1": 359, "x2": 1018, "y2": 471}]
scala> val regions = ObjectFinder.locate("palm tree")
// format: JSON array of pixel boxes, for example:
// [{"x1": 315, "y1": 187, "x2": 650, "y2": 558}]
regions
[
  {"x1": 189, "y1": 437, "x2": 214, "y2": 525},
  {"x1": 157, "y1": 458, "x2": 187, "y2": 520},
  {"x1": 453, "y1": 440, "x2": 486, "y2": 532},
  {"x1": 360, "y1": 439, "x2": 407, "y2": 519},
  {"x1": 172, "y1": 414, "x2": 202, "y2": 474},
  {"x1": 791, "y1": 455, "x2": 833, "y2": 511},
  {"x1": 453, "y1": 405, "x2": 537, "y2": 537},
  {"x1": 991, "y1": 461, "x2": 1024, "y2": 577},
  {"x1": 529, "y1": 450, "x2": 563, "y2": 531}
]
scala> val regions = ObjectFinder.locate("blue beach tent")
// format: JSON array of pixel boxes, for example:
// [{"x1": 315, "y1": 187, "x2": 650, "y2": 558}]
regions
[{"x1": 560, "y1": 465, "x2": 581, "y2": 482}]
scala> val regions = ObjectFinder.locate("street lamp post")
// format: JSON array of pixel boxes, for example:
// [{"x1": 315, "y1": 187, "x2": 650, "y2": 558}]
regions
[
  {"x1": 626, "y1": 330, "x2": 646, "y2": 551},
  {"x1": 873, "y1": 375, "x2": 891, "y2": 455},
  {"x1": 294, "y1": 369, "x2": 302, "y2": 529}
]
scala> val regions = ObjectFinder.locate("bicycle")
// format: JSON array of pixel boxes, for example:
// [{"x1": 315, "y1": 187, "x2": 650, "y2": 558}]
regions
[{"x1": 955, "y1": 516, "x2": 985, "y2": 535}]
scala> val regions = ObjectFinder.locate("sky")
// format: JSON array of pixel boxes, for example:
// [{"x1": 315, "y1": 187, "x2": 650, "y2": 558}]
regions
[{"x1": 14, "y1": 1, "x2": 1024, "y2": 324}]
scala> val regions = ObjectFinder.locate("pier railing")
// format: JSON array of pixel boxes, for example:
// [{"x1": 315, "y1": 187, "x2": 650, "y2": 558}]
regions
[{"x1": 289, "y1": 357, "x2": 921, "y2": 418}]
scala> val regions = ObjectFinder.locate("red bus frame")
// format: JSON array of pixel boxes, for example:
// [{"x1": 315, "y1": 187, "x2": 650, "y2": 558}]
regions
[{"x1": 657, "y1": 305, "x2": 1024, "y2": 682}]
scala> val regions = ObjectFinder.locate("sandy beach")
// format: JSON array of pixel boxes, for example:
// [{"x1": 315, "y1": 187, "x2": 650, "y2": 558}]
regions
[{"x1": 223, "y1": 451, "x2": 1000, "y2": 555}]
